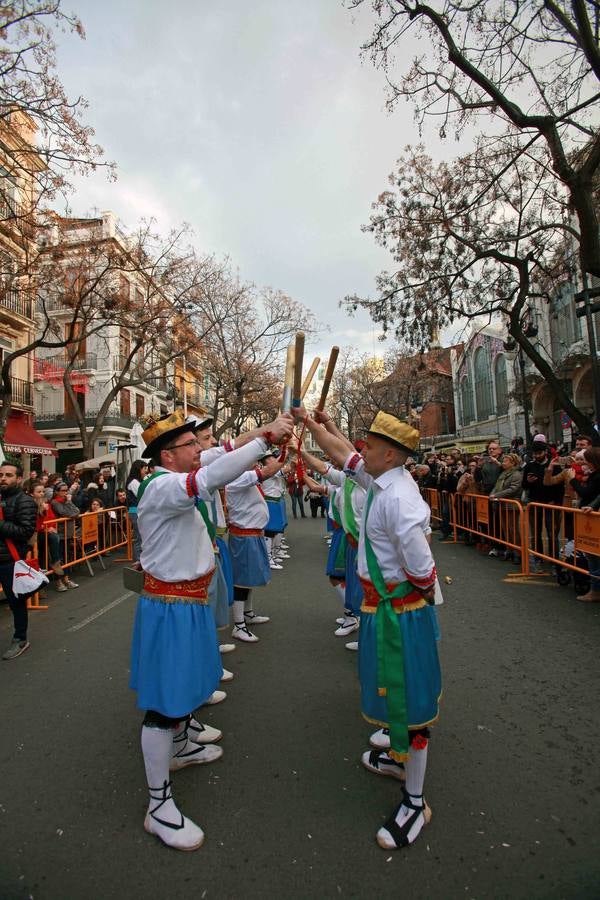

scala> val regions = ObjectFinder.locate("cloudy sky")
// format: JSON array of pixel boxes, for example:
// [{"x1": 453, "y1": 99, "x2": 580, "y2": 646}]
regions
[{"x1": 54, "y1": 0, "x2": 451, "y2": 360}]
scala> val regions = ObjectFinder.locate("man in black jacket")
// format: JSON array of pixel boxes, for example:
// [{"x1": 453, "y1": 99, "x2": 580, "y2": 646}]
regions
[
  {"x1": 0, "y1": 461, "x2": 37, "y2": 660},
  {"x1": 522, "y1": 442, "x2": 563, "y2": 572}
]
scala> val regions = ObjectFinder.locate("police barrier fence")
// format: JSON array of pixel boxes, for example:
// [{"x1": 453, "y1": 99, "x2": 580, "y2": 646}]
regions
[
  {"x1": 422, "y1": 488, "x2": 600, "y2": 584},
  {"x1": 28, "y1": 506, "x2": 133, "y2": 610}
]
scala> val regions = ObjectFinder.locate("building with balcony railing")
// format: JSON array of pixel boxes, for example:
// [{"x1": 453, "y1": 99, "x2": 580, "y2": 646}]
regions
[
  {"x1": 0, "y1": 111, "x2": 55, "y2": 468},
  {"x1": 32, "y1": 211, "x2": 195, "y2": 470}
]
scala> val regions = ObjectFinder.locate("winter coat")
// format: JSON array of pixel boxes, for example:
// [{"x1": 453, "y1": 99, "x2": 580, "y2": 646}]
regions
[
  {"x1": 490, "y1": 467, "x2": 523, "y2": 499},
  {"x1": 0, "y1": 487, "x2": 37, "y2": 564}
]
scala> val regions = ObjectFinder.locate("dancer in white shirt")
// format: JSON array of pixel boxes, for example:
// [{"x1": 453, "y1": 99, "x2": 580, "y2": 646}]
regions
[
  {"x1": 225, "y1": 452, "x2": 285, "y2": 642},
  {"x1": 131, "y1": 409, "x2": 292, "y2": 851},
  {"x1": 295, "y1": 407, "x2": 441, "y2": 851}
]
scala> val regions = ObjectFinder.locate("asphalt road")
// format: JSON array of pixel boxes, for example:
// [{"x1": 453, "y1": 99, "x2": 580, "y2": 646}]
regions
[{"x1": 0, "y1": 514, "x2": 599, "y2": 899}]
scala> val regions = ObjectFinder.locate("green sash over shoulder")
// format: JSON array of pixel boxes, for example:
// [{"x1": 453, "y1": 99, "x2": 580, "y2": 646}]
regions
[
  {"x1": 329, "y1": 490, "x2": 347, "y2": 571},
  {"x1": 137, "y1": 470, "x2": 215, "y2": 542},
  {"x1": 364, "y1": 488, "x2": 415, "y2": 762},
  {"x1": 343, "y1": 478, "x2": 360, "y2": 542}
]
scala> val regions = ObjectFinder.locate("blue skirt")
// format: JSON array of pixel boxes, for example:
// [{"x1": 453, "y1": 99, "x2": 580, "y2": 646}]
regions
[
  {"x1": 208, "y1": 553, "x2": 230, "y2": 628},
  {"x1": 229, "y1": 533, "x2": 271, "y2": 587},
  {"x1": 129, "y1": 596, "x2": 223, "y2": 717},
  {"x1": 216, "y1": 536, "x2": 234, "y2": 606},
  {"x1": 326, "y1": 526, "x2": 346, "y2": 579},
  {"x1": 266, "y1": 498, "x2": 286, "y2": 533},
  {"x1": 358, "y1": 604, "x2": 441, "y2": 730},
  {"x1": 279, "y1": 496, "x2": 288, "y2": 530},
  {"x1": 345, "y1": 541, "x2": 364, "y2": 615}
]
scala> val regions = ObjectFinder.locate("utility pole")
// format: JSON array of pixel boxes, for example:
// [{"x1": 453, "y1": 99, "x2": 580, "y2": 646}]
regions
[{"x1": 574, "y1": 274, "x2": 600, "y2": 429}]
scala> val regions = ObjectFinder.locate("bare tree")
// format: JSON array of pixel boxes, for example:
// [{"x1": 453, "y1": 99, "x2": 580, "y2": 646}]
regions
[
  {"x1": 5, "y1": 216, "x2": 225, "y2": 456},
  {"x1": 0, "y1": 0, "x2": 112, "y2": 219},
  {"x1": 199, "y1": 281, "x2": 318, "y2": 437},
  {"x1": 348, "y1": 0, "x2": 600, "y2": 278},
  {"x1": 343, "y1": 140, "x2": 598, "y2": 433}
]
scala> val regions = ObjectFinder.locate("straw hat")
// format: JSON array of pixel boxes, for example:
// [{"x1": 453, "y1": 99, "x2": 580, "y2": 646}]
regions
[
  {"x1": 368, "y1": 412, "x2": 420, "y2": 454},
  {"x1": 141, "y1": 409, "x2": 196, "y2": 459}
]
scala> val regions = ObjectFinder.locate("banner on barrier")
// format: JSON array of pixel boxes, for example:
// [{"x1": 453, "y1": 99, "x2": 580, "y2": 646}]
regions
[
  {"x1": 476, "y1": 496, "x2": 489, "y2": 525},
  {"x1": 575, "y1": 513, "x2": 600, "y2": 554},
  {"x1": 81, "y1": 513, "x2": 99, "y2": 546}
]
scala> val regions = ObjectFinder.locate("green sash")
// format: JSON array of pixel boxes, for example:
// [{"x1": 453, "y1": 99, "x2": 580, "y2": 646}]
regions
[
  {"x1": 364, "y1": 488, "x2": 415, "y2": 761},
  {"x1": 343, "y1": 478, "x2": 360, "y2": 542},
  {"x1": 330, "y1": 490, "x2": 343, "y2": 527},
  {"x1": 137, "y1": 470, "x2": 215, "y2": 542}
]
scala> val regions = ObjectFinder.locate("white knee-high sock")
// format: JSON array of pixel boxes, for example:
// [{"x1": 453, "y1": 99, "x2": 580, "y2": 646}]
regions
[
  {"x1": 141, "y1": 725, "x2": 180, "y2": 822},
  {"x1": 335, "y1": 583, "x2": 346, "y2": 607},
  {"x1": 243, "y1": 590, "x2": 253, "y2": 613},
  {"x1": 265, "y1": 536, "x2": 273, "y2": 558},
  {"x1": 233, "y1": 599, "x2": 245, "y2": 624},
  {"x1": 274, "y1": 533, "x2": 282, "y2": 553},
  {"x1": 404, "y1": 743, "x2": 428, "y2": 800}
]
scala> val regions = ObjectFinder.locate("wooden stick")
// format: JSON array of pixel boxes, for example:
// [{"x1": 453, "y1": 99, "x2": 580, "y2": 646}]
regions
[
  {"x1": 300, "y1": 356, "x2": 320, "y2": 399},
  {"x1": 317, "y1": 346, "x2": 339, "y2": 410},
  {"x1": 292, "y1": 332, "x2": 305, "y2": 407},
  {"x1": 282, "y1": 342, "x2": 295, "y2": 413}
]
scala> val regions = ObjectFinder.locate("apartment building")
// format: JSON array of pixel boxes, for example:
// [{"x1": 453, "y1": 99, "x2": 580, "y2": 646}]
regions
[
  {"x1": 0, "y1": 110, "x2": 55, "y2": 472},
  {"x1": 33, "y1": 211, "x2": 207, "y2": 472}
]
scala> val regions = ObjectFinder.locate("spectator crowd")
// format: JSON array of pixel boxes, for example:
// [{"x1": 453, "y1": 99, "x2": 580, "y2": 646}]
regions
[{"x1": 408, "y1": 433, "x2": 600, "y2": 601}]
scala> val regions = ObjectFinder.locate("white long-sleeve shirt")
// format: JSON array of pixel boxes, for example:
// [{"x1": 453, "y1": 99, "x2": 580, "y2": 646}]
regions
[
  {"x1": 324, "y1": 465, "x2": 365, "y2": 535},
  {"x1": 138, "y1": 437, "x2": 267, "y2": 581},
  {"x1": 225, "y1": 470, "x2": 269, "y2": 530},
  {"x1": 262, "y1": 471, "x2": 285, "y2": 499},
  {"x1": 343, "y1": 454, "x2": 435, "y2": 588}
]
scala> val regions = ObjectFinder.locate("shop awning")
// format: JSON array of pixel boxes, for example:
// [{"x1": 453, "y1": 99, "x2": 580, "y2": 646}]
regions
[
  {"x1": 3, "y1": 418, "x2": 57, "y2": 456},
  {"x1": 74, "y1": 453, "x2": 116, "y2": 471}
]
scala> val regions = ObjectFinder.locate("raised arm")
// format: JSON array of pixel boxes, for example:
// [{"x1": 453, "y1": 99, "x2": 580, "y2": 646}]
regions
[
  {"x1": 300, "y1": 447, "x2": 329, "y2": 476},
  {"x1": 313, "y1": 409, "x2": 356, "y2": 454},
  {"x1": 292, "y1": 406, "x2": 350, "y2": 468}
]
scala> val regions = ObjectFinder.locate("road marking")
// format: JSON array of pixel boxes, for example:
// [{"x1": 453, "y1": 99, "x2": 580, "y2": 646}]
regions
[
  {"x1": 67, "y1": 591, "x2": 134, "y2": 632},
  {"x1": 503, "y1": 577, "x2": 558, "y2": 586}
]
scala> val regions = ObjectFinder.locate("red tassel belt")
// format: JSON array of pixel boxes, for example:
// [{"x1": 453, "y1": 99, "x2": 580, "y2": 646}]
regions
[
  {"x1": 332, "y1": 522, "x2": 341, "y2": 530},
  {"x1": 144, "y1": 571, "x2": 213, "y2": 601},
  {"x1": 228, "y1": 525, "x2": 264, "y2": 537},
  {"x1": 346, "y1": 533, "x2": 359, "y2": 549},
  {"x1": 359, "y1": 577, "x2": 423, "y2": 612}
]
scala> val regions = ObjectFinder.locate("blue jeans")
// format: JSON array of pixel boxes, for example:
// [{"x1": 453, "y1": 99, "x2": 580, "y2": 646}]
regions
[
  {"x1": 0, "y1": 561, "x2": 28, "y2": 640},
  {"x1": 290, "y1": 492, "x2": 305, "y2": 518},
  {"x1": 586, "y1": 554, "x2": 600, "y2": 591}
]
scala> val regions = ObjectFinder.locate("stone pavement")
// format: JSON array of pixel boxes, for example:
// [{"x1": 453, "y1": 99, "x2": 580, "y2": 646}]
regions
[{"x1": 0, "y1": 515, "x2": 599, "y2": 899}]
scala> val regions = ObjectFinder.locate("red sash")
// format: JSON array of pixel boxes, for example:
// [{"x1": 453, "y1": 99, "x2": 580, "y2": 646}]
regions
[
  {"x1": 359, "y1": 577, "x2": 423, "y2": 612},
  {"x1": 144, "y1": 571, "x2": 213, "y2": 599},
  {"x1": 228, "y1": 525, "x2": 264, "y2": 537}
]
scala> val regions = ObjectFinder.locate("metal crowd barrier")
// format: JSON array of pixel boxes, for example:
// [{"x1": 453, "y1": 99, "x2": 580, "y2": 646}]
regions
[
  {"x1": 27, "y1": 506, "x2": 133, "y2": 611},
  {"x1": 421, "y1": 488, "x2": 599, "y2": 581}
]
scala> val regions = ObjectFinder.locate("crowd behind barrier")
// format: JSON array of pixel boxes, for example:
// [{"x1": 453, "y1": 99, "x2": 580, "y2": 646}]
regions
[
  {"x1": 19, "y1": 460, "x2": 134, "y2": 611},
  {"x1": 11, "y1": 431, "x2": 600, "y2": 610},
  {"x1": 409, "y1": 432, "x2": 600, "y2": 600}
]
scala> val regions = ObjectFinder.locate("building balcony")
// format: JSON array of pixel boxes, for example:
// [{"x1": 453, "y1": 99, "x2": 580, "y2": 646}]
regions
[
  {"x1": 11, "y1": 376, "x2": 34, "y2": 410},
  {"x1": 38, "y1": 352, "x2": 98, "y2": 372},
  {"x1": 0, "y1": 288, "x2": 34, "y2": 321},
  {"x1": 35, "y1": 409, "x2": 138, "y2": 431}
]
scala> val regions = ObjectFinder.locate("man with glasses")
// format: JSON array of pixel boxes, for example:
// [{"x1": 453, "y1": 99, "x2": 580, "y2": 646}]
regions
[{"x1": 130, "y1": 408, "x2": 293, "y2": 852}]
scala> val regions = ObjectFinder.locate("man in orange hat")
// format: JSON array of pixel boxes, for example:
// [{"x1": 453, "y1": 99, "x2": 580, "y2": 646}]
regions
[
  {"x1": 294, "y1": 406, "x2": 441, "y2": 851},
  {"x1": 131, "y1": 409, "x2": 293, "y2": 851}
]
